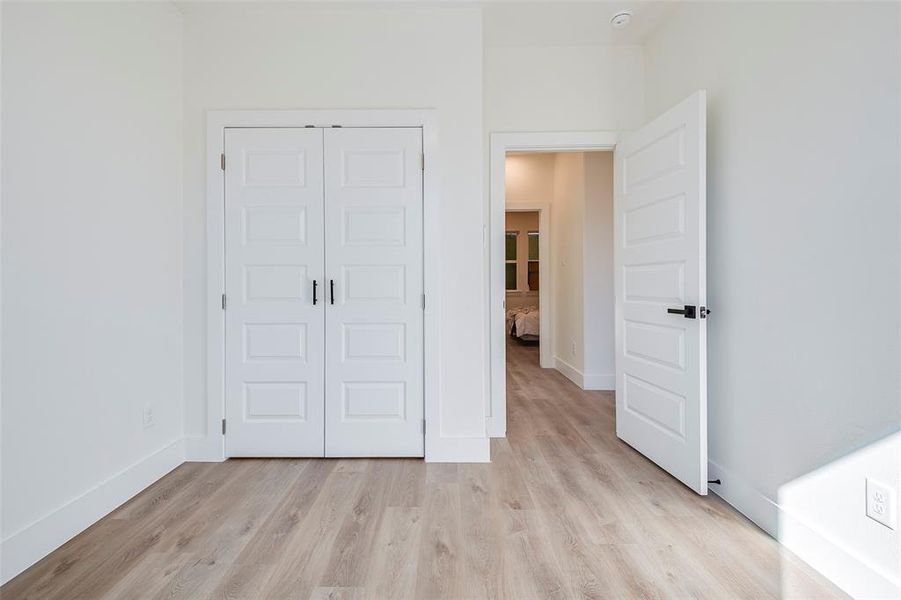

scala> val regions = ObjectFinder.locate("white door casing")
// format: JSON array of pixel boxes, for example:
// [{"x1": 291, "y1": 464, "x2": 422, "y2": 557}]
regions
[
  {"x1": 224, "y1": 128, "x2": 326, "y2": 457},
  {"x1": 614, "y1": 91, "x2": 708, "y2": 494},
  {"x1": 323, "y1": 128, "x2": 425, "y2": 457}
]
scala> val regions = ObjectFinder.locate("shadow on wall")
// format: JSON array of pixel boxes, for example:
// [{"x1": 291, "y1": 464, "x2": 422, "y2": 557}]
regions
[
  {"x1": 775, "y1": 430, "x2": 901, "y2": 597},
  {"x1": 711, "y1": 426, "x2": 901, "y2": 597}
]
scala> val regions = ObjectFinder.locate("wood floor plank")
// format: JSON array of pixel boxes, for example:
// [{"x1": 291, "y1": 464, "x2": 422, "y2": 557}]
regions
[
  {"x1": 498, "y1": 508, "x2": 568, "y2": 600},
  {"x1": 256, "y1": 466, "x2": 368, "y2": 599},
  {"x1": 1, "y1": 339, "x2": 848, "y2": 600},
  {"x1": 413, "y1": 481, "x2": 464, "y2": 600},
  {"x1": 457, "y1": 464, "x2": 504, "y2": 600},
  {"x1": 365, "y1": 507, "x2": 423, "y2": 600},
  {"x1": 320, "y1": 460, "x2": 394, "y2": 588},
  {"x1": 385, "y1": 459, "x2": 426, "y2": 508},
  {"x1": 232, "y1": 459, "x2": 335, "y2": 567}
]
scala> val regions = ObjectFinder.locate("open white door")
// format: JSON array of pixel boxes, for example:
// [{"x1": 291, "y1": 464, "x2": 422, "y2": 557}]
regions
[{"x1": 614, "y1": 91, "x2": 708, "y2": 494}]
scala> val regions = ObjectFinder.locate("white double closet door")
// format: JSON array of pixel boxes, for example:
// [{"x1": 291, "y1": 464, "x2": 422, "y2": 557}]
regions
[{"x1": 224, "y1": 127, "x2": 424, "y2": 457}]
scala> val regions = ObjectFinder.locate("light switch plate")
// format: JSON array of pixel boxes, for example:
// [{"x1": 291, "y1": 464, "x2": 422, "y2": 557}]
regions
[{"x1": 866, "y1": 478, "x2": 896, "y2": 530}]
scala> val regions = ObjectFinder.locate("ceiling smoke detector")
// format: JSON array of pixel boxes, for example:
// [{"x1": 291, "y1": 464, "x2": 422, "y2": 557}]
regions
[{"x1": 610, "y1": 11, "x2": 633, "y2": 30}]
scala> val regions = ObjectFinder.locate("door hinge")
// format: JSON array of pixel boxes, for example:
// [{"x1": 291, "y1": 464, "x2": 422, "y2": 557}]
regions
[
  {"x1": 423, "y1": 419, "x2": 426, "y2": 435},
  {"x1": 221, "y1": 419, "x2": 226, "y2": 435},
  {"x1": 421, "y1": 294, "x2": 425, "y2": 310},
  {"x1": 420, "y1": 153, "x2": 425, "y2": 171},
  {"x1": 221, "y1": 293, "x2": 227, "y2": 310},
  {"x1": 220, "y1": 153, "x2": 226, "y2": 171}
]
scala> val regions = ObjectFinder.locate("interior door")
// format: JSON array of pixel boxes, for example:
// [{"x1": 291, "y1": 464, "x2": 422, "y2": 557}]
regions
[
  {"x1": 323, "y1": 127, "x2": 424, "y2": 457},
  {"x1": 614, "y1": 91, "x2": 708, "y2": 494},
  {"x1": 224, "y1": 128, "x2": 325, "y2": 456}
]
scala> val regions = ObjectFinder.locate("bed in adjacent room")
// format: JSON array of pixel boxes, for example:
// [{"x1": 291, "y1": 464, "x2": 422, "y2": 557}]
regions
[{"x1": 506, "y1": 306, "x2": 539, "y2": 342}]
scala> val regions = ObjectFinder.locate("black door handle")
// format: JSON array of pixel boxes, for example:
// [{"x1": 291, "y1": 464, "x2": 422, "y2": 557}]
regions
[
  {"x1": 329, "y1": 279, "x2": 335, "y2": 305},
  {"x1": 312, "y1": 280, "x2": 318, "y2": 305},
  {"x1": 667, "y1": 305, "x2": 697, "y2": 319}
]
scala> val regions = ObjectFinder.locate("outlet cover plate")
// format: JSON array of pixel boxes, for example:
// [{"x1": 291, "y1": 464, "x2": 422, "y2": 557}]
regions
[{"x1": 866, "y1": 478, "x2": 896, "y2": 530}]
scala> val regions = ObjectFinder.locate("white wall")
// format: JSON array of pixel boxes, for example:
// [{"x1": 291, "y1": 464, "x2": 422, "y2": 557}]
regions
[
  {"x1": 1, "y1": 2, "x2": 184, "y2": 582},
  {"x1": 484, "y1": 44, "x2": 644, "y2": 134},
  {"x1": 552, "y1": 153, "x2": 586, "y2": 375},
  {"x1": 550, "y1": 152, "x2": 615, "y2": 390},
  {"x1": 179, "y1": 4, "x2": 487, "y2": 456},
  {"x1": 482, "y1": 1, "x2": 646, "y2": 134},
  {"x1": 645, "y1": 3, "x2": 901, "y2": 597},
  {"x1": 505, "y1": 153, "x2": 555, "y2": 204},
  {"x1": 582, "y1": 152, "x2": 615, "y2": 390}
]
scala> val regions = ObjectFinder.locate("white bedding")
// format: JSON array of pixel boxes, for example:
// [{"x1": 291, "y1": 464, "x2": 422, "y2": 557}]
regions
[{"x1": 506, "y1": 306, "x2": 539, "y2": 338}]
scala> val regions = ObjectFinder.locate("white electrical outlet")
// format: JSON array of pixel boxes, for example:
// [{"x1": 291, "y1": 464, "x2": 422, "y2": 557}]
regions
[
  {"x1": 142, "y1": 404, "x2": 155, "y2": 429},
  {"x1": 866, "y1": 478, "x2": 896, "y2": 530}
]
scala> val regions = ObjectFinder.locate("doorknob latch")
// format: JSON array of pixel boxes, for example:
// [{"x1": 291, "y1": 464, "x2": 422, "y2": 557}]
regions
[{"x1": 666, "y1": 305, "x2": 710, "y2": 319}]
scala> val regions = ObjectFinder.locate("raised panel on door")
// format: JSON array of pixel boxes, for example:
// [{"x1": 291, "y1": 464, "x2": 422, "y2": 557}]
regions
[
  {"x1": 224, "y1": 128, "x2": 325, "y2": 457},
  {"x1": 614, "y1": 91, "x2": 708, "y2": 494},
  {"x1": 323, "y1": 128, "x2": 424, "y2": 457}
]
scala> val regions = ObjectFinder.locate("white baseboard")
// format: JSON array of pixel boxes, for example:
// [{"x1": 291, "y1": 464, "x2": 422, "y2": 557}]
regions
[
  {"x1": 0, "y1": 439, "x2": 185, "y2": 585},
  {"x1": 486, "y1": 416, "x2": 506, "y2": 438},
  {"x1": 582, "y1": 372, "x2": 615, "y2": 391},
  {"x1": 185, "y1": 431, "x2": 490, "y2": 463},
  {"x1": 708, "y1": 460, "x2": 901, "y2": 599},
  {"x1": 426, "y1": 435, "x2": 490, "y2": 462},
  {"x1": 554, "y1": 356, "x2": 583, "y2": 387},
  {"x1": 184, "y1": 435, "x2": 225, "y2": 462},
  {"x1": 554, "y1": 357, "x2": 614, "y2": 391}
]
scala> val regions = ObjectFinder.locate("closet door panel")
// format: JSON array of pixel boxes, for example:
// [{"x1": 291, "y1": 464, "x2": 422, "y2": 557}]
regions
[
  {"x1": 224, "y1": 128, "x2": 325, "y2": 457},
  {"x1": 324, "y1": 128, "x2": 424, "y2": 457}
]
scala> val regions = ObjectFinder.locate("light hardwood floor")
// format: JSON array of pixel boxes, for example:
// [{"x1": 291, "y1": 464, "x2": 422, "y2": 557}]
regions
[{"x1": 2, "y1": 339, "x2": 846, "y2": 600}]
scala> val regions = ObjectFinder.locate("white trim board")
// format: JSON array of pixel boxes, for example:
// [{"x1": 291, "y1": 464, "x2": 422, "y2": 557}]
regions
[
  {"x1": 489, "y1": 131, "x2": 619, "y2": 438},
  {"x1": 708, "y1": 460, "x2": 901, "y2": 599},
  {"x1": 202, "y1": 110, "x2": 484, "y2": 463},
  {"x1": 553, "y1": 357, "x2": 615, "y2": 391},
  {"x1": 0, "y1": 439, "x2": 185, "y2": 585}
]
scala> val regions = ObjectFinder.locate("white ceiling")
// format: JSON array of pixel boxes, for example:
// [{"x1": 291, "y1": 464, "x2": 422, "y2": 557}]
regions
[
  {"x1": 482, "y1": 2, "x2": 676, "y2": 46},
  {"x1": 172, "y1": 1, "x2": 676, "y2": 46}
]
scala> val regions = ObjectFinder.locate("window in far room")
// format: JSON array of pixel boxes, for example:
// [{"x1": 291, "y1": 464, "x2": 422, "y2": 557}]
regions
[
  {"x1": 505, "y1": 231, "x2": 518, "y2": 290},
  {"x1": 527, "y1": 231, "x2": 539, "y2": 290}
]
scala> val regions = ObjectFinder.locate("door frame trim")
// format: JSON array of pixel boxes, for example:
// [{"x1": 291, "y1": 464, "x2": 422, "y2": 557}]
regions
[
  {"x1": 202, "y1": 109, "x2": 439, "y2": 461},
  {"x1": 488, "y1": 131, "x2": 618, "y2": 438}
]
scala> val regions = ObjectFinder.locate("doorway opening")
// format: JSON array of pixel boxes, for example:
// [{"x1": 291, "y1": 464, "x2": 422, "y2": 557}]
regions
[
  {"x1": 489, "y1": 92, "x2": 708, "y2": 494},
  {"x1": 501, "y1": 150, "x2": 616, "y2": 406},
  {"x1": 487, "y1": 132, "x2": 617, "y2": 438}
]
